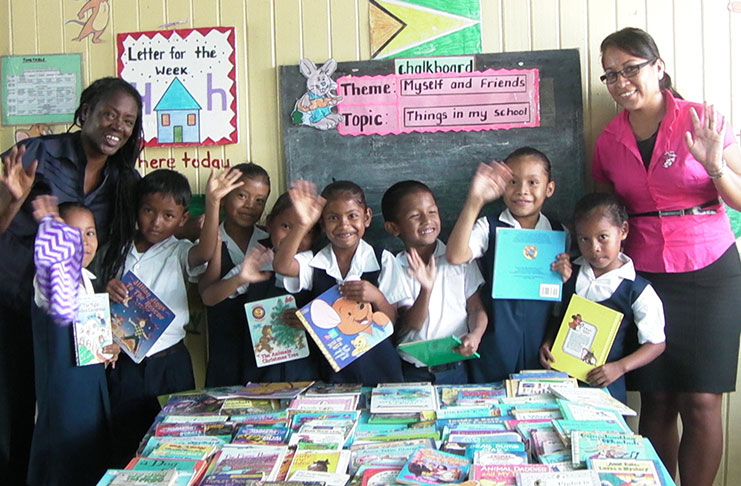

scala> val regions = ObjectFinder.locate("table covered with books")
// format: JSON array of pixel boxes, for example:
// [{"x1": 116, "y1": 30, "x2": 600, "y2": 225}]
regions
[{"x1": 96, "y1": 372, "x2": 674, "y2": 486}]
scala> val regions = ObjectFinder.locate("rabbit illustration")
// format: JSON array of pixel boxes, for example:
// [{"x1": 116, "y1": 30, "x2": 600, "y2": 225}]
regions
[{"x1": 291, "y1": 58, "x2": 343, "y2": 130}]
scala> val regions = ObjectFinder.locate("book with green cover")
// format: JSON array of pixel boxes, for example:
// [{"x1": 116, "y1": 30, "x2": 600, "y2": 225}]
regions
[
  {"x1": 397, "y1": 336, "x2": 479, "y2": 367},
  {"x1": 550, "y1": 294, "x2": 624, "y2": 382}
]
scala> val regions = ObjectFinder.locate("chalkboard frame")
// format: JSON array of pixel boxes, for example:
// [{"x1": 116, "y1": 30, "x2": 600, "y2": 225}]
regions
[{"x1": 279, "y1": 49, "x2": 584, "y2": 253}]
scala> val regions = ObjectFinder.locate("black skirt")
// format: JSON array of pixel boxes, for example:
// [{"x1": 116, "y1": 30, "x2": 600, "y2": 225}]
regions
[{"x1": 629, "y1": 244, "x2": 741, "y2": 393}]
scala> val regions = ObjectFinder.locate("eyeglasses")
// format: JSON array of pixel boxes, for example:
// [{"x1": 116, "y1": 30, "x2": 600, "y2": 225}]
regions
[{"x1": 600, "y1": 59, "x2": 656, "y2": 84}]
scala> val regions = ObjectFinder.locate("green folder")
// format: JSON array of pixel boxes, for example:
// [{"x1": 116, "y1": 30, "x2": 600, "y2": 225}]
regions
[{"x1": 397, "y1": 336, "x2": 480, "y2": 367}]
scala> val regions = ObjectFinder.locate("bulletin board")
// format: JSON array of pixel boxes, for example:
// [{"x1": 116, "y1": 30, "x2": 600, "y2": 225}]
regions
[{"x1": 279, "y1": 49, "x2": 584, "y2": 252}]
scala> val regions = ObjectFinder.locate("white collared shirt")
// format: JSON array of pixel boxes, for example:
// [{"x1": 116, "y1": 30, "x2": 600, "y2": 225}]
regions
[
  {"x1": 281, "y1": 239, "x2": 408, "y2": 305},
  {"x1": 217, "y1": 223, "x2": 270, "y2": 298},
  {"x1": 122, "y1": 236, "x2": 207, "y2": 356},
  {"x1": 468, "y1": 209, "x2": 556, "y2": 260},
  {"x1": 573, "y1": 253, "x2": 665, "y2": 344},
  {"x1": 219, "y1": 222, "x2": 269, "y2": 266},
  {"x1": 395, "y1": 240, "x2": 484, "y2": 354},
  {"x1": 34, "y1": 268, "x2": 97, "y2": 310}
]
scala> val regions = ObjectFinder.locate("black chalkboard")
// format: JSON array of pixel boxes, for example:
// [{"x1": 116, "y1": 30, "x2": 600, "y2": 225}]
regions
[{"x1": 279, "y1": 49, "x2": 584, "y2": 253}]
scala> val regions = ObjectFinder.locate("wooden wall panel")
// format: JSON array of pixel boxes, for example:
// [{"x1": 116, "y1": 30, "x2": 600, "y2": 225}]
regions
[{"x1": 501, "y1": 0, "x2": 530, "y2": 52}]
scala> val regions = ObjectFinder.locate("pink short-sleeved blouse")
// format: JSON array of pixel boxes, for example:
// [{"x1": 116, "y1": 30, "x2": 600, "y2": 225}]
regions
[{"x1": 592, "y1": 91, "x2": 736, "y2": 273}]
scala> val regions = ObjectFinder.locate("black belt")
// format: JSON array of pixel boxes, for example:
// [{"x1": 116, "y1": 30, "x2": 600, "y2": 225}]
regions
[
  {"x1": 428, "y1": 361, "x2": 463, "y2": 373},
  {"x1": 629, "y1": 198, "x2": 720, "y2": 218}
]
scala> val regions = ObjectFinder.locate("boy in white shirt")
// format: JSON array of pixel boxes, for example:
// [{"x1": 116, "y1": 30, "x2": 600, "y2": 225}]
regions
[
  {"x1": 103, "y1": 168, "x2": 242, "y2": 465},
  {"x1": 382, "y1": 180, "x2": 487, "y2": 384}
]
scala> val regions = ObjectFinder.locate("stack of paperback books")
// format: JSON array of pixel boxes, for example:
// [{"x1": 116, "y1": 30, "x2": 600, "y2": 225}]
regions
[{"x1": 94, "y1": 374, "x2": 673, "y2": 486}]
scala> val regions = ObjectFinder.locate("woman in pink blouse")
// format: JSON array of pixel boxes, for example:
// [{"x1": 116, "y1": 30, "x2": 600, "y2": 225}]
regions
[{"x1": 593, "y1": 27, "x2": 741, "y2": 486}]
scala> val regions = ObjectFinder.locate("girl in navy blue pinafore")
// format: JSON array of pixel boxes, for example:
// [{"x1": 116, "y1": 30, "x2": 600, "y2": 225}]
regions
[
  {"x1": 447, "y1": 147, "x2": 570, "y2": 383},
  {"x1": 539, "y1": 193, "x2": 666, "y2": 404},
  {"x1": 199, "y1": 192, "x2": 321, "y2": 383},
  {"x1": 273, "y1": 180, "x2": 406, "y2": 386},
  {"x1": 28, "y1": 198, "x2": 119, "y2": 486},
  {"x1": 200, "y1": 163, "x2": 271, "y2": 387}
]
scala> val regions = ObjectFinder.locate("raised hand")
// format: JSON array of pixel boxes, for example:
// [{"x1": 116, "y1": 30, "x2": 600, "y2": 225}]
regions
[
  {"x1": 205, "y1": 168, "x2": 245, "y2": 204},
  {"x1": 1, "y1": 144, "x2": 37, "y2": 202},
  {"x1": 685, "y1": 103, "x2": 726, "y2": 175},
  {"x1": 238, "y1": 245, "x2": 273, "y2": 284},
  {"x1": 288, "y1": 180, "x2": 326, "y2": 227},
  {"x1": 31, "y1": 195, "x2": 61, "y2": 223},
  {"x1": 468, "y1": 160, "x2": 513, "y2": 205},
  {"x1": 406, "y1": 247, "x2": 436, "y2": 291}
]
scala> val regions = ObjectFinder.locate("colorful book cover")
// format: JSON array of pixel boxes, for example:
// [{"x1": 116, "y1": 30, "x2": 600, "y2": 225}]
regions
[
  {"x1": 99, "y1": 469, "x2": 178, "y2": 486},
  {"x1": 492, "y1": 227, "x2": 566, "y2": 301},
  {"x1": 207, "y1": 445, "x2": 287, "y2": 481},
  {"x1": 232, "y1": 425, "x2": 291, "y2": 445},
  {"x1": 145, "y1": 441, "x2": 219, "y2": 461},
  {"x1": 552, "y1": 419, "x2": 631, "y2": 446},
  {"x1": 219, "y1": 398, "x2": 281, "y2": 415},
  {"x1": 361, "y1": 466, "x2": 403, "y2": 486},
  {"x1": 305, "y1": 382, "x2": 363, "y2": 396},
  {"x1": 160, "y1": 393, "x2": 224, "y2": 415},
  {"x1": 396, "y1": 448, "x2": 471, "y2": 485},
  {"x1": 197, "y1": 473, "x2": 265, "y2": 485},
  {"x1": 287, "y1": 449, "x2": 351, "y2": 476},
  {"x1": 229, "y1": 410, "x2": 288, "y2": 427},
  {"x1": 516, "y1": 469, "x2": 601, "y2": 486},
  {"x1": 245, "y1": 295, "x2": 310, "y2": 367},
  {"x1": 437, "y1": 383, "x2": 506, "y2": 408},
  {"x1": 550, "y1": 294, "x2": 624, "y2": 382},
  {"x1": 350, "y1": 439, "x2": 432, "y2": 472},
  {"x1": 288, "y1": 470, "x2": 351, "y2": 486},
  {"x1": 296, "y1": 285, "x2": 394, "y2": 372},
  {"x1": 287, "y1": 395, "x2": 359, "y2": 412},
  {"x1": 571, "y1": 431, "x2": 646, "y2": 468},
  {"x1": 73, "y1": 292, "x2": 113, "y2": 366},
  {"x1": 125, "y1": 457, "x2": 208, "y2": 486},
  {"x1": 397, "y1": 335, "x2": 479, "y2": 367},
  {"x1": 110, "y1": 271, "x2": 175, "y2": 364},
  {"x1": 588, "y1": 458, "x2": 662, "y2": 486},
  {"x1": 370, "y1": 383, "x2": 438, "y2": 413},
  {"x1": 470, "y1": 463, "x2": 551, "y2": 483},
  {"x1": 139, "y1": 436, "x2": 225, "y2": 459},
  {"x1": 222, "y1": 382, "x2": 315, "y2": 400}
]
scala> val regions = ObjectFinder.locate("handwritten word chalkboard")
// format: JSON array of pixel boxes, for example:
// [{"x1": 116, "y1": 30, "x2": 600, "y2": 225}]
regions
[{"x1": 279, "y1": 49, "x2": 584, "y2": 253}]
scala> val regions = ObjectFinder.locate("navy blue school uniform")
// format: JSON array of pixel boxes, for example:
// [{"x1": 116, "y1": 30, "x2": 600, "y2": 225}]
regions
[
  {"x1": 239, "y1": 239, "x2": 321, "y2": 383},
  {"x1": 108, "y1": 343, "x2": 194, "y2": 466},
  {"x1": 0, "y1": 133, "x2": 134, "y2": 484},
  {"x1": 303, "y1": 243, "x2": 404, "y2": 386},
  {"x1": 468, "y1": 212, "x2": 565, "y2": 383},
  {"x1": 204, "y1": 241, "x2": 252, "y2": 387},
  {"x1": 205, "y1": 226, "x2": 269, "y2": 387},
  {"x1": 560, "y1": 255, "x2": 666, "y2": 404},
  {"x1": 28, "y1": 271, "x2": 111, "y2": 486}
]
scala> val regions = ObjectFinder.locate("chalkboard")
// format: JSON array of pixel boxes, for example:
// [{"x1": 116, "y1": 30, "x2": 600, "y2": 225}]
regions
[{"x1": 279, "y1": 49, "x2": 584, "y2": 253}]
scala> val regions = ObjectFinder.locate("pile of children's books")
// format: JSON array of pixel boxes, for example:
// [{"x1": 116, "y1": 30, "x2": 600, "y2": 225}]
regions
[{"x1": 96, "y1": 373, "x2": 675, "y2": 486}]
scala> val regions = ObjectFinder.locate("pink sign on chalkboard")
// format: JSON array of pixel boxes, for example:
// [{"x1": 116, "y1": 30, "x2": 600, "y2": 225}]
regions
[{"x1": 336, "y1": 68, "x2": 539, "y2": 136}]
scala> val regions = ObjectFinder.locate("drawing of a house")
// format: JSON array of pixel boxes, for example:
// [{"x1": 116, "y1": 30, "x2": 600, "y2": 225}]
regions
[{"x1": 154, "y1": 77, "x2": 201, "y2": 144}]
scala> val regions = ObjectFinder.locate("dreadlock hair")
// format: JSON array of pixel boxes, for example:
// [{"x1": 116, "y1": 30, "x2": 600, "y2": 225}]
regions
[{"x1": 81, "y1": 78, "x2": 145, "y2": 284}]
